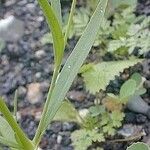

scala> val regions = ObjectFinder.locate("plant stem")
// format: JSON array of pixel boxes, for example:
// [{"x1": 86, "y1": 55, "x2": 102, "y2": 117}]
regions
[
  {"x1": 0, "y1": 99, "x2": 34, "y2": 150},
  {"x1": 13, "y1": 89, "x2": 18, "y2": 121},
  {"x1": 109, "y1": 132, "x2": 145, "y2": 143},
  {"x1": 64, "y1": 0, "x2": 76, "y2": 45},
  {"x1": 33, "y1": 65, "x2": 60, "y2": 145}
]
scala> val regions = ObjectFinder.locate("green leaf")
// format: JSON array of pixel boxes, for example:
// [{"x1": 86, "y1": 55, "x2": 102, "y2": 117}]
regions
[
  {"x1": 0, "y1": 116, "x2": 16, "y2": 143},
  {"x1": 0, "y1": 98, "x2": 34, "y2": 150},
  {"x1": 53, "y1": 100, "x2": 79, "y2": 122},
  {"x1": 79, "y1": 63, "x2": 94, "y2": 73},
  {"x1": 107, "y1": 0, "x2": 137, "y2": 17},
  {"x1": 71, "y1": 129, "x2": 104, "y2": 150},
  {"x1": 81, "y1": 59, "x2": 142, "y2": 94},
  {"x1": 50, "y1": 0, "x2": 62, "y2": 27},
  {"x1": 38, "y1": 0, "x2": 65, "y2": 68},
  {"x1": 107, "y1": 38, "x2": 127, "y2": 52},
  {"x1": 101, "y1": 111, "x2": 124, "y2": 136},
  {"x1": 0, "y1": 136, "x2": 20, "y2": 149},
  {"x1": 111, "y1": 0, "x2": 137, "y2": 8},
  {"x1": 127, "y1": 142, "x2": 150, "y2": 150},
  {"x1": 64, "y1": 0, "x2": 77, "y2": 44},
  {"x1": 13, "y1": 90, "x2": 18, "y2": 120},
  {"x1": 41, "y1": 0, "x2": 108, "y2": 134},
  {"x1": 89, "y1": 105, "x2": 105, "y2": 117},
  {"x1": 134, "y1": 88, "x2": 147, "y2": 96},
  {"x1": 41, "y1": 33, "x2": 53, "y2": 44},
  {"x1": 131, "y1": 73, "x2": 142, "y2": 86},
  {"x1": 111, "y1": 111, "x2": 125, "y2": 127},
  {"x1": 120, "y1": 79, "x2": 137, "y2": 100}
]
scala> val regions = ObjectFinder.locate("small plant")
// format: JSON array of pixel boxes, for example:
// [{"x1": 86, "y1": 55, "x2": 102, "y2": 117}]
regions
[
  {"x1": 0, "y1": 0, "x2": 108, "y2": 149},
  {"x1": 53, "y1": 72, "x2": 146, "y2": 150}
]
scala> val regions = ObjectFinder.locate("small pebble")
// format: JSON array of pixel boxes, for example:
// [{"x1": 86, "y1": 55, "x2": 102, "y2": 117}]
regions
[{"x1": 57, "y1": 135, "x2": 62, "y2": 144}]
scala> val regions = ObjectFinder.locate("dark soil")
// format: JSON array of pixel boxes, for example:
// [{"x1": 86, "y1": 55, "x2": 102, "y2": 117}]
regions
[{"x1": 0, "y1": 0, "x2": 150, "y2": 150}]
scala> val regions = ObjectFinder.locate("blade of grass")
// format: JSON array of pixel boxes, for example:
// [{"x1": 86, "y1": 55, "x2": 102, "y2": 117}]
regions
[
  {"x1": 34, "y1": 0, "x2": 108, "y2": 145},
  {"x1": 13, "y1": 90, "x2": 18, "y2": 121},
  {"x1": 50, "y1": 0, "x2": 62, "y2": 27},
  {"x1": 0, "y1": 98, "x2": 34, "y2": 150},
  {"x1": 64, "y1": 0, "x2": 77, "y2": 45},
  {"x1": 38, "y1": 0, "x2": 65, "y2": 68}
]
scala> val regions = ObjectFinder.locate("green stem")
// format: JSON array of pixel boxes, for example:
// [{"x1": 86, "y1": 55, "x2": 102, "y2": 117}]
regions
[
  {"x1": 33, "y1": 66, "x2": 60, "y2": 145},
  {"x1": 0, "y1": 99, "x2": 34, "y2": 150},
  {"x1": 13, "y1": 89, "x2": 18, "y2": 121},
  {"x1": 64, "y1": 0, "x2": 76, "y2": 45}
]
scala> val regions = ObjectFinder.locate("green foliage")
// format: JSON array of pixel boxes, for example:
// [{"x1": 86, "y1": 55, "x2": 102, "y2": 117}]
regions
[
  {"x1": 50, "y1": 0, "x2": 62, "y2": 26},
  {"x1": 0, "y1": 116, "x2": 19, "y2": 148},
  {"x1": 106, "y1": 7, "x2": 150, "y2": 55},
  {"x1": 41, "y1": 7, "x2": 89, "y2": 45},
  {"x1": 42, "y1": 4, "x2": 150, "y2": 56},
  {"x1": 71, "y1": 106, "x2": 125, "y2": 149},
  {"x1": 34, "y1": 0, "x2": 108, "y2": 147},
  {"x1": 71, "y1": 129, "x2": 105, "y2": 150},
  {"x1": 119, "y1": 73, "x2": 146, "y2": 102},
  {"x1": 127, "y1": 142, "x2": 150, "y2": 150},
  {"x1": 39, "y1": 0, "x2": 108, "y2": 139},
  {"x1": 0, "y1": 0, "x2": 109, "y2": 149},
  {"x1": 107, "y1": 73, "x2": 146, "y2": 103},
  {"x1": 53, "y1": 100, "x2": 80, "y2": 123},
  {"x1": 101, "y1": 111, "x2": 125, "y2": 135},
  {"x1": 110, "y1": 0, "x2": 137, "y2": 8},
  {"x1": 119, "y1": 79, "x2": 137, "y2": 101},
  {"x1": 89, "y1": 105, "x2": 105, "y2": 117},
  {"x1": 131, "y1": 73, "x2": 142, "y2": 86},
  {"x1": 80, "y1": 59, "x2": 142, "y2": 94},
  {"x1": 71, "y1": 72, "x2": 145, "y2": 149},
  {"x1": 38, "y1": 0, "x2": 65, "y2": 68},
  {"x1": 0, "y1": 98, "x2": 34, "y2": 150}
]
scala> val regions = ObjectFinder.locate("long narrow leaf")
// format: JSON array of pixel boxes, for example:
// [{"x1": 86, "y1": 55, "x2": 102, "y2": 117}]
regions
[
  {"x1": 0, "y1": 136, "x2": 21, "y2": 149},
  {"x1": 0, "y1": 98, "x2": 34, "y2": 150},
  {"x1": 13, "y1": 89, "x2": 18, "y2": 120},
  {"x1": 38, "y1": 0, "x2": 65, "y2": 68},
  {"x1": 50, "y1": 0, "x2": 62, "y2": 27},
  {"x1": 64, "y1": 0, "x2": 77, "y2": 44},
  {"x1": 0, "y1": 116, "x2": 17, "y2": 144},
  {"x1": 44, "y1": 0, "x2": 108, "y2": 129}
]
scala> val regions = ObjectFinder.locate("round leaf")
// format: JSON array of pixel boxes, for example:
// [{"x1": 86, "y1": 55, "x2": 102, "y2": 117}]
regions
[
  {"x1": 127, "y1": 142, "x2": 150, "y2": 150},
  {"x1": 120, "y1": 79, "x2": 137, "y2": 100}
]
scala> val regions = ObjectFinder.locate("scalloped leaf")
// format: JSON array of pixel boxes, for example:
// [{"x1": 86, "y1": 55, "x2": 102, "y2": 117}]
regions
[
  {"x1": 71, "y1": 129, "x2": 104, "y2": 150},
  {"x1": 127, "y1": 142, "x2": 150, "y2": 150},
  {"x1": 81, "y1": 59, "x2": 143, "y2": 94}
]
